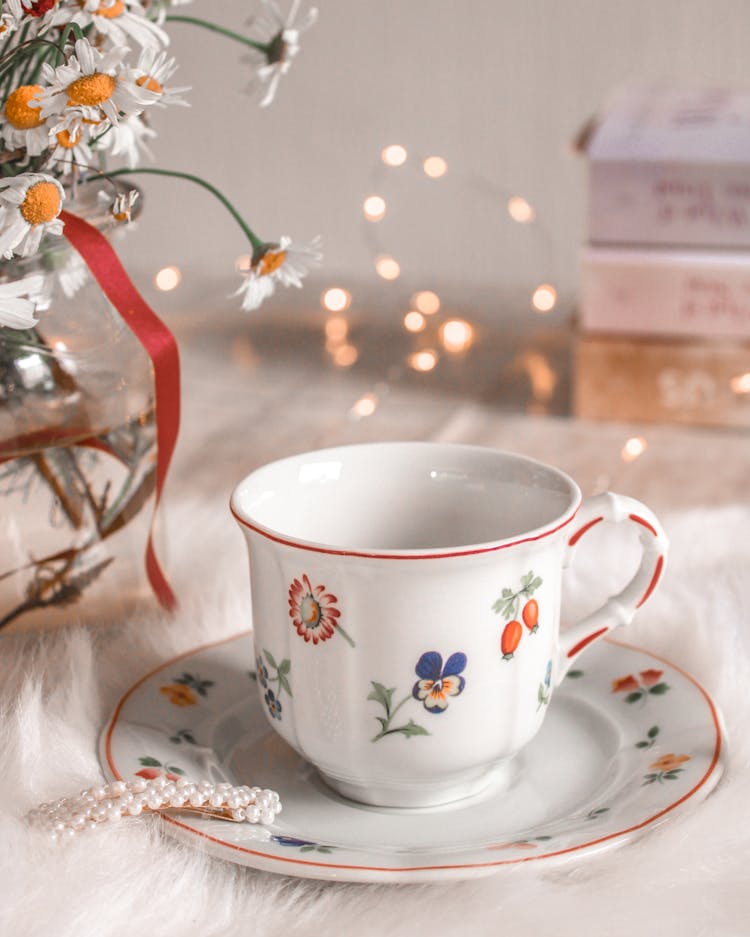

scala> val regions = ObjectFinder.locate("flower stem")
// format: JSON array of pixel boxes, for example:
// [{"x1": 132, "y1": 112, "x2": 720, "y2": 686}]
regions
[
  {"x1": 335, "y1": 622, "x2": 356, "y2": 648},
  {"x1": 165, "y1": 15, "x2": 269, "y2": 54},
  {"x1": 90, "y1": 167, "x2": 264, "y2": 251}
]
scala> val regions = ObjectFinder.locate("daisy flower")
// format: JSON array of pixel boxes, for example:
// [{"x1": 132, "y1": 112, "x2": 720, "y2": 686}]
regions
[
  {"x1": 55, "y1": 0, "x2": 169, "y2": 52},
  {"x1": 288, "y1": 573, "x2": 343, "y2": 645},
  {"x1": 95, "y1": 112, "x2": 157, "y2": 165},
  {"x1": 127, "y1": 48, "x2": 190, "y2": 109},
  {"x1": 0, "y1": 84, "x2": 50, "y2": 156},
  {"x1": 36, "y1": 38, "x2": 158, "y2": 128},
  {"x1": 107, "y1": 188, "x2": 139, "y2": 223},
  {"x1": 0, "y1": 172, "x2": 64, "y2": 259},
  {"x1": 234, "y1": 235, "x2": 321, "y2": 311},
  {"x1": 0, "y1": 0, "x2": 24, "y2": 37},
  {"x1": 45, "y1": 122, "x2": 94, "y2": 173},
  {"x1": 0, "y1": 274, "x2": 45, "y2": 329},
  {"x1": 249, "y1": 0, "x2": 318, "y2": 107}
]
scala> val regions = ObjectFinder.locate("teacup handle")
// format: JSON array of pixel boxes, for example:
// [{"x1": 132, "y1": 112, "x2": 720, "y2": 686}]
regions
[{"x1": 556, "y1": 492, "x2": 668, "y2": 683}]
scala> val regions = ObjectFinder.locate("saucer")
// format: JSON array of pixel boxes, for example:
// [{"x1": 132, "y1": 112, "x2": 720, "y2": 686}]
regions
[{"x1": 100, "y1": 632, "x2": 725, "y2": 883}]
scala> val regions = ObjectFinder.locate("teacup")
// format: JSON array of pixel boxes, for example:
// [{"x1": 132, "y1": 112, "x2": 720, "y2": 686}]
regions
[{"x1": 231, "y1": 442, "x2": 668, "y2": 808}]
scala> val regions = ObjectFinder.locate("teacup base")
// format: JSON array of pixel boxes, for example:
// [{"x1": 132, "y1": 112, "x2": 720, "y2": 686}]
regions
[{"x1": 317, "y1": 759, "x2": 515, "y2": 809}]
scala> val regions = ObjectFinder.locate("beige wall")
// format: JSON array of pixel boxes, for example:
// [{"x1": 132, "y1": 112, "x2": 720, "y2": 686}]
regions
[{"x1": 123, "y1": 1, "x2": 750, "y2": 320}]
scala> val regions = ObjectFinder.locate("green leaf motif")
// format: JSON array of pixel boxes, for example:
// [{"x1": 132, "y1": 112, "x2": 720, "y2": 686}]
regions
[
  {"x1": 636, "y1": 741, "x2": 649, "y2": 749},
  {"x1": 648, "y1": 683, "x2": 670, "y2": 696},
  {"x1": 166, "y1": 764, "x2": 186, "y2": 776},
  {"x1": 647, "y1": 725, "x2": 660, "y2": 739},
  {"x1": 278, "y1": 659, "x2": 291, "y2": 675},
  {"x1": 264, "y1": 650, "x2": 278, "y2": 669},
  {"x1": 367, "y1": 681, "x2": 395, "y2": 715},
  {"x1": 567, "y1": 669, "x2": 584, "y2": 679},
  {"x1": 398, "y1": 720, "x2": 429, "y2": 738},
  {"x1": 625, "y1": 691, "x2": 644, "y2": 704},
  {"x1": 139, "y1": 756, "x2": 161, "y2": 767}
]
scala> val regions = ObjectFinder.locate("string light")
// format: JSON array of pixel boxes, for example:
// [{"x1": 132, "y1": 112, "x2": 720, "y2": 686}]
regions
[
  {"x1": 423, "y1": 156, "x2": 448, "y2": 179},
  {"x1": 507, "y1": 196, "x2": 535, "y2": 223},
  {"x1": 520, "y1": 352, "x2": 557, "y2": 402},
  {"x1": 350, "y1": 393, "x2": 378, "y2": 418},
  {"x1": 321, "y1": 287, "x2": 351, "y2": 312},
  {"x1": 332, "y1": 344, "x2": 358, "y2": 367},
  {"x1": 325, "y1": 316, "x2": 348, "y2": 344},
  {"x1": 363, "y1": 195, "x2": 386, "y2": 222},
  {"x1": 730, "y1": 372, "x2": 750, "y2": 395},
  {"x1": 621, "y1": 437, "x2": 647, "y2": 462},
  {"x1": 381, "y1": 144, "x2": 407, "y2": 167},
  {"x1": 408, "y1": 349, "x2": 438, "y2": 372},
  {"x1": 155, "y1": 266, "x2": 181, "y2": 291},
  {"x1": 531, "y1": 284, "x2": 557, "y2": 313},
  {"x1": 403, "y1": 311, "x2": 426, "y2": 333},
  {"x1": 234, "y1": 254, "x2": 252, "y2": 273},
  {"x1": 375, "y1": 255, "x2": 401, "y2": 280},
  {"x1": 439, "y1": 319, "x2": 474, "y2": 353},
  {"x1": 412, "y1": 290, "x2": 440, "y2": 315}
]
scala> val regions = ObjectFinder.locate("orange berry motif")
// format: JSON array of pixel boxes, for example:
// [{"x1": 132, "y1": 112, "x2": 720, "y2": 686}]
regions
[
  {"x1": 522, "y1": 598, "x2": 539, "y2": 633},
  {"x1": 501, "y1": 620, "x2": 523, "y2": 660}
]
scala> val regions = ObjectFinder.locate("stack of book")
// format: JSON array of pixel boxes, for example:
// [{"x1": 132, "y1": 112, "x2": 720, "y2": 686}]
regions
[{"x1": 574, "y1": 86, "x2": 750, "y2": 428}]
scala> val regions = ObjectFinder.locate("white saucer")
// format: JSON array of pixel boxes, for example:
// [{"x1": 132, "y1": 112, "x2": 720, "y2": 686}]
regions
[{"x1": 100, "y1": 632, "x2": 725, "y2": 883}]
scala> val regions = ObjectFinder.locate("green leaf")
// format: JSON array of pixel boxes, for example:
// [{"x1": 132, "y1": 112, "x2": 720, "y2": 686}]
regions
[
  {"x1": 537, "y1": 685, "x2": 545, "y2": 703},
  {"x1": 248, "y1": 671, "x2": 258, "y2": 682},
  {"x1": 625, "y1": 691, "x2": 643, "y2": 704},
  {"x1": 531, "y1": 577, "x2": 543, "y2": 591},
  {"x1": 318, "y1": 846, "x2": 333, "y2": 854},
  {"x1": 300, "y1": 845, "x2": 316, "y2": 853},
  {"x1": 648, "y1": 683, "x2": 670, "y2": 695},
  {"x1": 367, "y1": 681, "x2": 395, "y2": 714},
  {"x1": 535, "y1": 835, "x2": 552, "y2": 841},
  {"x1": 567, "y1": 669, "x2": 584, "y2": 679},
  {"x1": 166, "y1": 764, "x2": 186, "y2": 776},
  {"x1": 398, "y1": 720, "x2": 429, "y2": 738},
  {"x1": 502, "y1": 588, "x2": 512, "y2": 597},
  {"x1": 647, "y1": 725, "x2": 660, "y2": 738},
  {"x1": 635, "y1": 741, "x2": 649, "y2": 749},
  {"x1": 139, "y1": 756, "x2": 162, "y2": 767},
  {"x1": 279, "y1": 674, "x2": 292, "y2": 697},
  {"x1": 264, "y1": 649, "x2": 278, "y2": 669},
  {"x1": 522, "y1": 572, "x2": 533, "y2": 586},
  {"x1": 278, "y1": 659, "x2": 291, "y2": 675},
  {"x1": 375, "y1": 716, "x2": 388, "y2": 731}
]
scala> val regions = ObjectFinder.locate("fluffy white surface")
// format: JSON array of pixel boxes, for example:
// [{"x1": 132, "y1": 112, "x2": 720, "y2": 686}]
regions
[{"x1": 1, "y1": 499, "x2": 749, "y2": 937}]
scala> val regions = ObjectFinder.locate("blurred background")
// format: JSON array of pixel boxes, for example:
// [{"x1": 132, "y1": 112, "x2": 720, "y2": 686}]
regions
[{"x1": 125, "y1": 0, "x2": 750, "y2": 323}]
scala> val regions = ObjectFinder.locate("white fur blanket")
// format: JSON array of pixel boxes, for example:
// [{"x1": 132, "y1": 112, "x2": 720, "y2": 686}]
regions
[{"x1": 2, "y1": 499, "x2": 749, "y2": 937}]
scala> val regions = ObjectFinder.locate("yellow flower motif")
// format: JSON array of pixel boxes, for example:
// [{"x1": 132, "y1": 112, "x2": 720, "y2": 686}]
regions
[
  {"x1": 649, "y1": 753, "x2": 690, "y2": 772},
  {"x1": 159, "y1": 683, "x2": 197, "y2": 707}
]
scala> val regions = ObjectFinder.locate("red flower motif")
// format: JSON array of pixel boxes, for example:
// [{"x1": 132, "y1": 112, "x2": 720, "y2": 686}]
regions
[
  {"x1": 639, "y1": 668, "x2": 663, "y2": 687},
  {"x1": 288, "y1": 574, "x2": 341, "y2": 644},
  {"x1": 611, "y1": 674, "x2": 640, "y2": 693},
  {"x1": 135, "y1": 767, "x2": 181, "y2": 781}
]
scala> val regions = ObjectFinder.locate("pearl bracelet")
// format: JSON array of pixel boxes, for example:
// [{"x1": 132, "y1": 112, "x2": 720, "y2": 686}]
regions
[{"x1": 26, "y1": 776, "x2": 282, "y2": 840}]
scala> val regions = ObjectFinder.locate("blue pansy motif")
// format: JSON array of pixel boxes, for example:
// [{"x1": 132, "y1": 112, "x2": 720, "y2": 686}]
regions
[
  {"x1": 412, "y1": 651, "x2": 467, "y2": 713},
  {"x1": 255, "y1": 654, "x2": 269, "y2": 689},
  {"x1": 544, "y1": 660, "x2": 552, "y2": 688},
  {"x1": 264, "y1": 688, "x2": 282, "y2": 720}
]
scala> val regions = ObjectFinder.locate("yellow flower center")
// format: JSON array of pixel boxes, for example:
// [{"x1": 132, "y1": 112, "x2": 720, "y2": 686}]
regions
[
  {"x1": 4, "y1": 85, "x2": 44, "y2": 130},
  {"x1": 136, "y1": 74, "x2": 163, "y2": 94},
  {"x1": 20, "y1": 181, "x2": 61, "y2": 226},
  {"x1": 93, "y1": 0, "x2": 124, "y2": 17},
  {"x1": 67, "y1": 72, "x2": 116, "y2": 107},
  {"x1": 56, "y1": 128, "x2": 81, "y2": 149},
  {"x1": 258, "y1": 249, "x2": 287, "y2": 276}
]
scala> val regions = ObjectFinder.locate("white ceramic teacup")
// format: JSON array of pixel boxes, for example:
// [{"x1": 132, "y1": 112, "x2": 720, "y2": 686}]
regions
[{"x1": 231, "y1": 442, "x2": 668, "y2": 808}]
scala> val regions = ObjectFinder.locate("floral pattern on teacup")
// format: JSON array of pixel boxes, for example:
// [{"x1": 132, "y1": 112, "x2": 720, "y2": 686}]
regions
[
  {"x1": 493, "y1": 571, "x2": 543, "y2": 661},
  {"x1": 412, "y1": 651, "x2": 467, "y2": 713},
  {"x1": 288, "y1": 574, "x2": 355, "y2": 647},
  {"x1": 252, "y1": 650, "x2": 292, "y2": 722},
  {"x1": 136, "y1": 756, "x2": 185, "y2": 780},
  {"x1": 643, "y1": 753, "x2": 690, "y2": 785}
]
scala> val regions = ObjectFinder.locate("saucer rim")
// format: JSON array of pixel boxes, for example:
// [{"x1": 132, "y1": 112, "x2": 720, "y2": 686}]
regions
[{"x1": 101, "y1": 632, "x2": 724, "y2": 878}]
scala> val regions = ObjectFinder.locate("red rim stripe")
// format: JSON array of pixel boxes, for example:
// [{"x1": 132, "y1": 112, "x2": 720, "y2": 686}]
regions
[
  {"x1": 566, "y1": 626, "x2": 608, "y2": 658},
  {"x1": 568, "y1": 516, "x2": 604, "y2": 546},
  {"x1": 230, "y1": 505, "x2": 580, "y2": 561},
  {"x1": 630, "y1": 513, "x2": 658, "y2": 537},
  {"x1": 103, "y1": 632, "x2": 723, "y2": 876},
  {"x1": 61, "y1": 210, "x2": 180, "y2": 610},
  {"x1": 637, "y1": 555, "x2": 665, "y2": 609}
]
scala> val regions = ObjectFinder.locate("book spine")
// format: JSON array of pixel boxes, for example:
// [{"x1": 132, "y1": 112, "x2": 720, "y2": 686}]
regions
[
  {"x1": 580, "y1": 247, "x2": 750, "y2": 339},
  {"x1": 574, "y1": 334, "x2": 750, "y2": 428},
  {"x1": 589, "y1": 160, "x2": 750, "y2": 249}
]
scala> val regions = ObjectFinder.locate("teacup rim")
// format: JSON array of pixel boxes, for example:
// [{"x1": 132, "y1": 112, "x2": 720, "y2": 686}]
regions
[{"x1": 230, "y1": 442, "x2": 583, "y2": 560}]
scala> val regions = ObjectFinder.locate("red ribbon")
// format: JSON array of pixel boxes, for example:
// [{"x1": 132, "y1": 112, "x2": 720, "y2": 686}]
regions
[{"x1": 59, "y1": 209, "x2": 180, "y2": 611}]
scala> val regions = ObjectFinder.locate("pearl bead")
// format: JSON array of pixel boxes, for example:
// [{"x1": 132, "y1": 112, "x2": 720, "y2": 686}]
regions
[
  {"x1": 176, "y1": 777, "x2": 192, "y2": 789},
  {"x1": 93, "y1": 787, "x2": 107, "y2": 800},
  {"x1": 246, "y1": 805, "x2": 260, "y2": 823},
  {"x1": 129, "y1": 779, "x2": 147, "y2": 793},
  {"x1": 108, "y1": 781, "x2": 127, "y2": 796},
  {"x1": 255, "y1": 791, "x2": 272, "y2": 809},
  {"x1": 189, "y1": 791, "x2": 207, "y2": 807},
  {"x1": 208, "y1": 792, "x2": 224, "y2": 808},
  {"x1": 146, "y1": 792, "x2": 163, "y2": 810},
  {"x1": 170, "y1": 794, "x2": 187, "y2": 808},
  {"x1": 127, "y1": 802, "x2": 143, "y2": 816},
  {"x1": 107, "y1": 807, "x2": 122, "y2": 822},
  {"x1": 231, "y1": 808, "x2": 246, "y2": 821},
  {"x1": 226, "y1": 794, "x2": 241, "y2": 810},
  {"x1": 260, "y1": 809, "x2": 276, "y2": 825}
]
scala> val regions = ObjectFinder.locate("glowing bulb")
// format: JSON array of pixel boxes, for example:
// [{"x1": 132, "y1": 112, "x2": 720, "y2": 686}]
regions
[
  {"x1": 363, "y1": 195, "x2": 386, "y2": 222},
  {"x1": 521, "y1": 352, "x2": 557, "y2": 402},
  {"x1": 621, "y1": 437, "x2": 647, "y2": 462},
  {"x1": 321, "y1": 287, "x2": 351, "y2": 312},
  {"x1": 155, "y1": 266, "x2": 180, "y2": 291},
  {"x1": 423, "y1": 156, "x2": 447, "y2": 178},
  {"x1": 730, "y1": 372, "x2": 750, "y2": 394},
  {"x1": 403, "y1": 311, "x2": 426, "y2": 333},
  {"x1": 325, "y1": 316, "x2": 348, "y2": 343},
  {"x1": 440, "y1": 319, "x2": 474, "y2": 353},
  {"x1": 350, "y1": 393, "x2": 378, "y2": 418},
  {"x1": 412, "y1": 290, "x2": 440, "y2": 315},
  {"x1": 333, "y1": 344, "x2": 358, "y2": 367},
  {"x1": 381, "y1": 144, "x2": 407, "y2": 167},
  {"x1": 375, "y1": 255, "x2": 400, "y2": 280},
  {"x1": 531, "y1": 283, "x2": 557, "y2": 313},
  {"x1": 235, "y1": 254, "x2": 252, "y2": 273},
  {"x1": 507, "y1": 196, "x2": 535, "y2": 223},
  {"x1": 408, "y1": 349, "x2": 438, "y2": 372}
]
